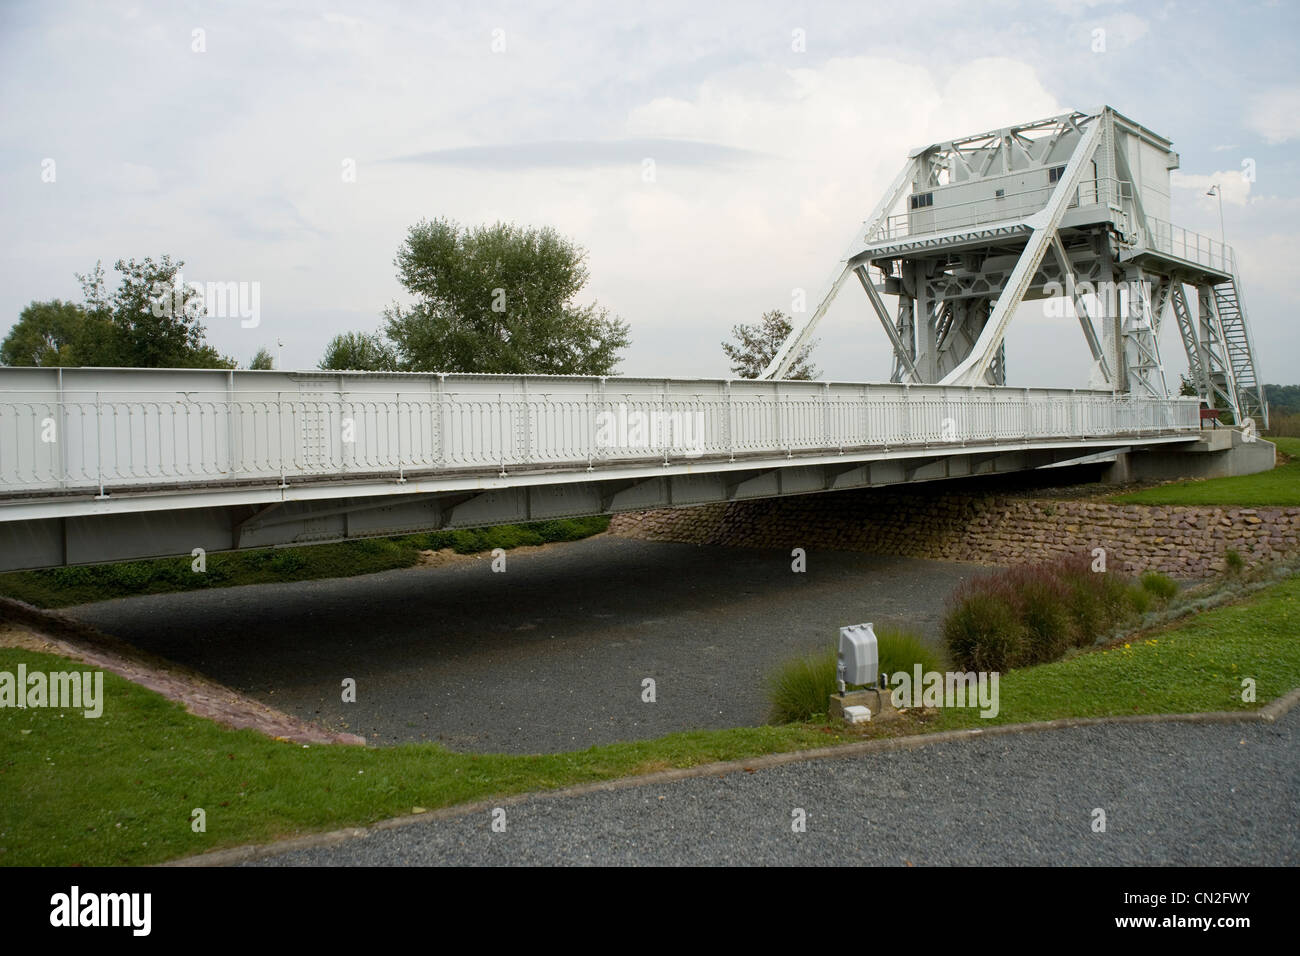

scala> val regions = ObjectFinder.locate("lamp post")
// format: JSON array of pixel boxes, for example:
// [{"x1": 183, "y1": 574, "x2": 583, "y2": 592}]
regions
[{"x1": 1206, "y1": 184, "x2": 1226, "y2": 270}]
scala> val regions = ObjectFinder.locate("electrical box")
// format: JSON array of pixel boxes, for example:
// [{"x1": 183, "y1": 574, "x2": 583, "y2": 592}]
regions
[{"x1": 837, "y1": 623, "x2": 878, "y2": 688}]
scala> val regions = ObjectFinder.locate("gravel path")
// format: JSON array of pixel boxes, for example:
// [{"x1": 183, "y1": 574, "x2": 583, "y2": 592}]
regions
[
  {"x1": 253, "y1": 708, "x2": 1300, "y2": 866},
  {"x1": 66, "y1": 537, "x2": 981, "y2": 753}
]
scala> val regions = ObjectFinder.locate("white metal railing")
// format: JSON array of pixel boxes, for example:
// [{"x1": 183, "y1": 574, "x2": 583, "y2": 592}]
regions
[
  {"x1": 0, "y1": 374, "x2": 1200, "y2": 496},
  {"x1": 873, "y1": 178, "x2": 1131, "y2": 242},
  {"x1": 1142, "y1": 216, "x2": 1235, "y2": 274}
]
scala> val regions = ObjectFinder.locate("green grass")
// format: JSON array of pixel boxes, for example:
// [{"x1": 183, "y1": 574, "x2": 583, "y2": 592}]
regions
[
  {"x1": 0, "y1": 647, "x2": 834, "y2": 867},
  {"x1": 0, "y1": 516, "x2": 610, "y2": 609},
  {"x1": 3, "y1": 574, "x2": 1297, "y2": 866},
  {"x1": 1110, "y1": 436, "x2": 1300, "y2": 506}
]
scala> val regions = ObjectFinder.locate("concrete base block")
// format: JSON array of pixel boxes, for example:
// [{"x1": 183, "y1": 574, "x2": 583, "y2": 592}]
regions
[
  {"x1": 829, "y1": 688, "x2": 897, "y2": 724},
  {"x1": 1104, "y1": 431, "x2": 1275, "y2": 484}
]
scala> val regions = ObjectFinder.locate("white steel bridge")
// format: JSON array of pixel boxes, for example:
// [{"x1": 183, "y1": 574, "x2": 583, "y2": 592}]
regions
[
  {"x1": 0, "y1": 367, "x2": 1202, "y2": 571},
  {"x1": 0, "y1": 107, "x2": 1273, "y2": 572}
]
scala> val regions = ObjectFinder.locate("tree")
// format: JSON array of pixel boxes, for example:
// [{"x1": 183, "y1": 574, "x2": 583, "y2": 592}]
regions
[
  {"x1": 76, "y1": 257, "x2": 235, "y2": 368},
  {"x1": 319, "y1": 332, "x2": 397, "y2": 371},
  {"x1": 382, "y1": 218, "x2": 630, "y2": 374},
  {"x1": 1263, "y1": 383, "x2": 1300, "y2": 417},
  {"x1": 722, "y1": 309, "x2": 819, "y2": 380},
  {"x1": 1178, "y1": 373, "x2": 1199, "y2": 397},
  {"x1": 0, "y1": 300, "x2": 112, "y2": 367},
  {"x1": 249, "y1": 347, "x2": 275, "y2": 370}
]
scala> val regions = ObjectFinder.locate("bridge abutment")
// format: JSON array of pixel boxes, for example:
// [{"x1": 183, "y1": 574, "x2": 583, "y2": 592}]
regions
[{"x1": 1104, "y1": 431, "x2": 1275, "y2": 484}]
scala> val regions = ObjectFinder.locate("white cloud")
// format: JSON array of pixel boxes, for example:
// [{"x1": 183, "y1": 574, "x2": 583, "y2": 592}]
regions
[
  {"x1": 1245, "y1": 87, "x2": 1300, "y2": 144},
  {"x1": 1046, "y1": 0, "x2": 1127, "y2": 10},
  {"x1": 1096, "y1": 11, "x2": 1150, "y2": 47},
  {"x1": 1170, "y1": 170, "x2": 1252, "y2": 206},
  {"x1": 1, "y1": 1, "x2": 1291, "y2": 390},
  {"x1": 614, "y1": 56, "x2": 1063, "y2": 379},
  {"x1": 116, "y1": 163, "x2": 161, "y2": 193}
]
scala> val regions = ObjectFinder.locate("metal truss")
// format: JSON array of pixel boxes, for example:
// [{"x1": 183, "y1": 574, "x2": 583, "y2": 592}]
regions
[{"x1": 764, "y1": 107, "x2": 1268, "y2": 430}]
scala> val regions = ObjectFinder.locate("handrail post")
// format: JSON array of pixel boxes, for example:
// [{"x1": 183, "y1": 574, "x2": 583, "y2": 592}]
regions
[
  {"x1": 396, "y1": 391, "x2": 405, "y2": 483},
  {"x1": 662, "y1": 378, "x2": 671, "y2": 465},
  {"x1": 521, "y1": 377, "x2": 531, "y2": 466},
  {"x1": 725, "y1": 380, "x2": 734, "y2": 462},
  {"x1": 226, "y1": 369, "x2": 236, "y2": 478},
  {"x1": 436, "y1": 374, "x2": 446, "y2": 469},
  {"x1": 56, "y1": 367, "x2": 68, "y2": 488},
  {"x1": 94, "y1": 390, "x2": 105, "y2": 498},
  {"x1": 277, "y1": 390, "x2": 288, "y2": 489}
]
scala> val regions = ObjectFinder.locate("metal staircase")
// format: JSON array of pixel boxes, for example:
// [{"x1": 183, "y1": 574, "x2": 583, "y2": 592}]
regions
[{"x1": 1212, "y1": 274, "x2": 1269, "y2": 428}]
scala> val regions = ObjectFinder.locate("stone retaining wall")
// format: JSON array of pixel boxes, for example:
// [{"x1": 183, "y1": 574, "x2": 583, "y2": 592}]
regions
[{"x1": 607, "y1": 489, "x2": 1300, "y2": 578}]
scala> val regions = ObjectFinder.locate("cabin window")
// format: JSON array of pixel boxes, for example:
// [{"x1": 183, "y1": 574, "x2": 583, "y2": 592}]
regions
[
  {"x1": 909, "y1": 192, "x2": 933, "y2": 209},
  {"x1": 1048, "y1": 165, "x2": 1067, "y2": 184}
]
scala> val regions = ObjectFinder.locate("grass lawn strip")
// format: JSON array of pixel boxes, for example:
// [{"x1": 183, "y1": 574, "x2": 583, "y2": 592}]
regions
[
  {"x1": 1110, "y1": 436, "x2": 1300, "y2": 507},
  {"x1": 2, "y1": 573, "x2": 1297, "y2": 866}
]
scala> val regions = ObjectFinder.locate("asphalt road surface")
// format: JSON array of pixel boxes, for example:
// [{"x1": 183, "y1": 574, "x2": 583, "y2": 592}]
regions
[
  {"x1": 67, "y1": 537, "x2": 979, "y2": 752},
  {"x1": 251, "y1": 708, "x2": 1300, "y2": 866}
]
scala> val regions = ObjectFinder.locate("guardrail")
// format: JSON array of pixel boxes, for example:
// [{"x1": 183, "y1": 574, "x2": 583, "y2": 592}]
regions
[
  {"x1": 1142, "y1": 216, "x2": 1235, "y2": 274},
  {"x1": 872, "y1": 178, "x2": 1131, "y2": 242},
  {"x1": 0, "y1": 372, "x2": 1200, "y2": 496}
]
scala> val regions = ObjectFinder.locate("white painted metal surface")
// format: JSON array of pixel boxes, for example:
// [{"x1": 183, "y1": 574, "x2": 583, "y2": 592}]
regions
[
  {"x1": 763, "y1": 106, "x2": 1268, "y2": 428},
  {"x1": 0, "y1": 368, "x2": 1198, "y2": 497},
  {"x1": 1142, "y1": 216, "x2": 1234, "y2": 275}
]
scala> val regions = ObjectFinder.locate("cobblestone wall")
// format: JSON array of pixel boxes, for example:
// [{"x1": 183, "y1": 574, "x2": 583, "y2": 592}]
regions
[{"x1": 607, "y1": 489, "x2": 1300, "y2": 578}]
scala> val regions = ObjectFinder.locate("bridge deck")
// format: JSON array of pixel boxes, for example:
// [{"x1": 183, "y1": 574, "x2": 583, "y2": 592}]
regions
[
  {"x1": 0, "y1": 368, "x2": 1198, "y2": 499},
  {"x1": 0, "y1": 368, "x2": 1200, "y2": 570}
]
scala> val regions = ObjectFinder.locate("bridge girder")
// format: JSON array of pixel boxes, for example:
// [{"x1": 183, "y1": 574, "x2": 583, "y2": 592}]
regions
[{"x1": 0, "y1": 437, "x2": 1193, "y2": 572}]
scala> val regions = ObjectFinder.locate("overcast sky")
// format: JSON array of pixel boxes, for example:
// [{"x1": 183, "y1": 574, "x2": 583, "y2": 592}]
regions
[{"x1": 2, "y1": 0, "x2": 1297, "y2": 386}]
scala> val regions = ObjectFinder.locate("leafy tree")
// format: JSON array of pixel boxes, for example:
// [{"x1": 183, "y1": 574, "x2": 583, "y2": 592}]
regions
[
  {"x1": 0, "y1": 300, "x2": 112, "y2": 367},
  {"x1": 382, "y1": 218, "x2": 630, "y2": 374},
  {"x1": 318, "y1": 332, "x2": 397, "y2": 371},
  {"x1": 722, "y1": 309, "x2": 819, "y2": 380},
  {"x1": 1264, "y1": 383, "x2": 1300, "y2": 416},
  {"x1": 249, "y1": 347, "x2": 275, "y2": 370},
  {"x1": 1178, "y1": 373, "x2": 1198, "y2": 397},
  {"x1": 76, "y1": 257, "x2": 235, "y2": 368}
]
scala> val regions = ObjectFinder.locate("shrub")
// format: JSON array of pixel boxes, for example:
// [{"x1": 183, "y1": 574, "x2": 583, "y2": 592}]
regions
[
  {"x1": 1099, "y1": 572, "x2": 1137, "y2": 627},
  {"x1": 1064, "y1": 577, "x2": 1105, "y2": 647},
  {"x1": 1224, "y1": 549, "x2": 1245, "y2": 574},
  {"x1": 766, "y1": 647, "x2": 837, "y2": 724},
  {"x1": 942, "y1": 553, "x2": 1153, "y2": 670},
  {"x1": 267, "y1": 549, "x2": 305, "y2": 574},
  {"x1": 876, "y1": 624, "x2": 947, "y2": 678},
  {"x1": 1140, "y1": 571, "x2": 1178, "y2": 602},
  {"x1": 1016, "y1": 576, "x2": 1074, "y2": 663},
  {"x1": 1126, "y1": 584, "x2": 1153, "y2": 615},
  {"x1": 943, "y1": 590, "x2": 1026, "y2": 671}
]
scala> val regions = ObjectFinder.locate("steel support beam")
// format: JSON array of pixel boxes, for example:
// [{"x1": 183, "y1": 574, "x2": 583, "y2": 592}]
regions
[{"x1": 941, "y1": 115, "x2": 1107, "y2": 385}]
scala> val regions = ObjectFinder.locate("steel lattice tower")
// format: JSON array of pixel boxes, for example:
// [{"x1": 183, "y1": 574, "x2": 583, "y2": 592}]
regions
[{"x1": 765, "y1": 107, "x2": 1268, "y2": 429}]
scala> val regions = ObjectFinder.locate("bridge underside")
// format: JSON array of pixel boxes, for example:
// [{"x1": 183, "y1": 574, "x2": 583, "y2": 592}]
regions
[{"x1": 0, "y1": 436, "x2": 1196, "y2": 571}]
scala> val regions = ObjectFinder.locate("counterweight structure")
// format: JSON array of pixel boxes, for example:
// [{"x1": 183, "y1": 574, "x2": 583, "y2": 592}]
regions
[{"x1": 764, "y1": 107, "x2": 1268, "y2": 428}]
